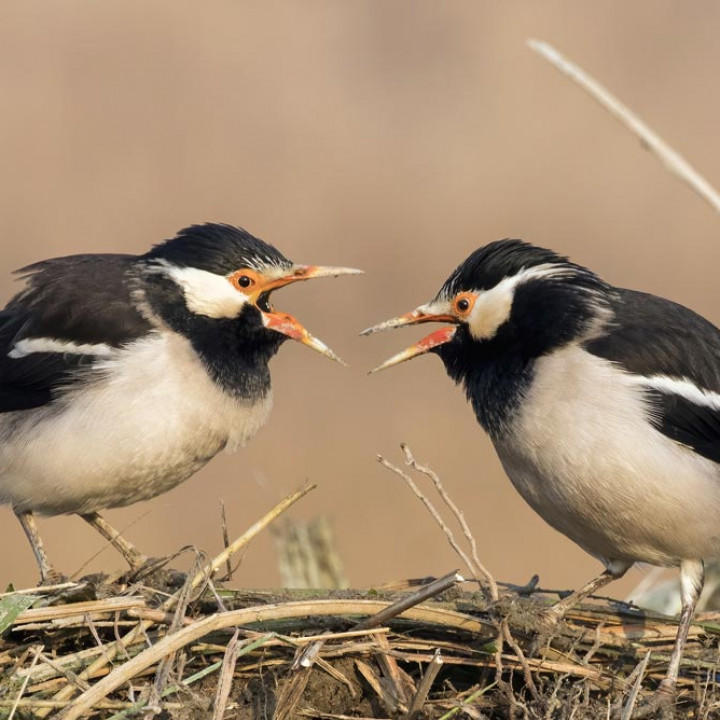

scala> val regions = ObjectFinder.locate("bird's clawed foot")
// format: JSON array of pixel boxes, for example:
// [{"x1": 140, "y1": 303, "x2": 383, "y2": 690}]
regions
[
  {"x1": 14, "y1": 510, "x2": 67, "y2": 586},
  {"x1": 524, "y1": 605, "x2": 565, "y2": 659},
  {"x1": 537, "y1": 605, "x2": 564, "y2": 632},
  {"x1": 121, "y1": 546, "x2": 150, "y2": 573},
  {"x1": 627, "y1": 680, "x2": 676, "y2": 719},
  {"x1": 120, "y1": 555, "x2": 172, "y2": 581},
  {"x1": 38, "y1": 562, "x2": 68, "y2": 587},
  {"x1": 107, "y1": 553, "x2": 184, "y2": 588}
]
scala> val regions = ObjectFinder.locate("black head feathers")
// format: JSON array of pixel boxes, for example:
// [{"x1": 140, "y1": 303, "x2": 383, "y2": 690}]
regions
[
  {"x1": 438, "y1": 239, "x2": 595, "y2": 298},
  {"x1": 144, "y1": 223, "x2": 292, "y2": 275}
]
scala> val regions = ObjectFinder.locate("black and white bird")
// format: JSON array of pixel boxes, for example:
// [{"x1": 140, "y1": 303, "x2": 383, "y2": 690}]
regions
[
  {"x1": 0, "y1": 222, "x2": 360, "y2": 584},
  {"x1": 363, "y1": 239, "x2": 720, "y2": 700}
]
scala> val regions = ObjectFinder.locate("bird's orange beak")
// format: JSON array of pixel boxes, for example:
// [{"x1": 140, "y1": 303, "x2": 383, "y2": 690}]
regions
[
  {"x1": 241, "y1": 264, "x2": 363, "y2": 364},
  {"x1": 361, "y1": 303, "x2": 458, "y2": 373},
  {"x1": 259, "y1": 265, "x2": 364, "y2": 292}
]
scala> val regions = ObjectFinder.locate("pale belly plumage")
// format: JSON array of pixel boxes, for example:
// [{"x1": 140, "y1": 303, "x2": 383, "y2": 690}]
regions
[
  {"x1": 0, "y1": 333, "x2": 272, "y2": 515},
  {"x1": 495, "y1": 345, "x2": 720, "y2": 567}
]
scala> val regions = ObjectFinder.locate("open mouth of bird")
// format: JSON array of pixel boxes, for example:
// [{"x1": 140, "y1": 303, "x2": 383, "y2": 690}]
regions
[
  {"x1": 254, "y1": 264, "x2": 363, "y2": 365},
  {"x1": 257, "y1": 291, "x2": 273, "y2": 314},
  {"x1": 361, "y1": 308, "x2": 459, "y2": 373}
]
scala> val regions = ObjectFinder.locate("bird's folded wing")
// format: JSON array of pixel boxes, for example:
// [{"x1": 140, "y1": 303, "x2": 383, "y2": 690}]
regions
[
  {"x1": 0, "y1": 254, "x2": 153, "y2": 412},
  {"x1": 639, "y1": 387, "x2": 720, "y2": 464},
  {"x1": 586, "y1": 288, "x2": 720, "y2": 464}
]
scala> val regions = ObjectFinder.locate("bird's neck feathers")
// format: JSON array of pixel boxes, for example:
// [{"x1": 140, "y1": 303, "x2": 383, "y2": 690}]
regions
[
  {"x1": 438, "y1": 267, "x2": 613, "y2": 436},
  {"x1": 184, "y1": 310, "x2": 285, "y2": 402},
  {"x1": 439, "y1": 334, "x2": 532, "y2": 437},
  {"x1": 137, "y1": 271, "x2": 283, "y2": 402}
]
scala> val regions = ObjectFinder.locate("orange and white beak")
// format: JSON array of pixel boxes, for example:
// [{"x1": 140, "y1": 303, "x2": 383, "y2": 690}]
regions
[
  {"x1": 256, "y1": 264, "x2": 364, "y2": 294},
  {"x1": 261, "y1": 308, "x2": 348, "y2": 365},
  {"x1": 361, "y1": 301, "x2": 458, "y2": 373},
  {"x1": 239, "y1": 264, "x2": 362, "y2": 364}
]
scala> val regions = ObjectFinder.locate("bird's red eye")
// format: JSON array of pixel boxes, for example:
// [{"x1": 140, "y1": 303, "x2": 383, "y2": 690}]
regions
[{"x1": 454, "y1": 293, "x2": 475, "y2": 315}]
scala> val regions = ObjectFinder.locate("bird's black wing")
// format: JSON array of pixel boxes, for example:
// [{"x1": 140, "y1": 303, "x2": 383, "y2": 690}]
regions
[
  {"x1": 0, "y1": 254, "x2": 153, "y2": 412},
  {"x1": 641, "y1": 389, "x2": 720, "y2": 464},
  {"x1": 585, "y1": 288, "x2": 720, "y2": 463},
  {"x1": 8, "y1": 254, "x2": 152, "y2": 345}
]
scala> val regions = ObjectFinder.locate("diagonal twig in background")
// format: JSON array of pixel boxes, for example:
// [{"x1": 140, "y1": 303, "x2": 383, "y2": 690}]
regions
[
  {"x1": 528, "y1": 39, "x2": 720, "y2": 215},
  {"x1": 377, "y1": 448, "x2": 498, "y2": 602}
]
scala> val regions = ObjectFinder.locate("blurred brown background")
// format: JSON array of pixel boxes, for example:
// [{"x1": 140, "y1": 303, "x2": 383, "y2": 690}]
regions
[{"x1": 1, "y1": 2, "x2": 719, "y2": 597}]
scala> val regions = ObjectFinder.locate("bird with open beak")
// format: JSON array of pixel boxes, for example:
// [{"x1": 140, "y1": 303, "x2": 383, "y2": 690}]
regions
[
  {"x1": 0, "y1": 222, "x2": 361, "y2": 583},
  {"x1": 364, "y1": 238, "x2": 720, "y2": 709}
]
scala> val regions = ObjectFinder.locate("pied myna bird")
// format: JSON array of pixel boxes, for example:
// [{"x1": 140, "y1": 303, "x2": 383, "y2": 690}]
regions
[
  {"x1": 363, "y1": 239, "x2": 720, "y2": 702},
  {"x1": 0, "y1": 222, "x2": 360, "y2": 583}
]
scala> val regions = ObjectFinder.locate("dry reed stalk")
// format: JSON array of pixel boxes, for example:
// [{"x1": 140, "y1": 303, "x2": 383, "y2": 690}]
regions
[
  {"x1": 528, "y1": 39, "x2": 720, "y2": 215},
  {"x1": 57, "y1": 598, "x2": 489, "y2": 719},
  {"x1": 13, "y1": 597, "x2": 146, "y2": 626},
  {"x1": 49, "y1": 481, "x2": 316, "y2": 719}
]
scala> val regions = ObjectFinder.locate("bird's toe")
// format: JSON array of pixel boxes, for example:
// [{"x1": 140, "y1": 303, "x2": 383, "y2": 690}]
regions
[
  {"x1": 629, "y1": 682, "x2": 676, "y2": 719},
  {"x1": 535, "y1": 606, "x2": 564, "y2": 634},
  {"x1": 38, "y1": 566, "x2": 68, "y2": 587}
]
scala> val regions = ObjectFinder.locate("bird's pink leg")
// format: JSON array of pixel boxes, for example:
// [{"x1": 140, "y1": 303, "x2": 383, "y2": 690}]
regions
[
  {"x1": 80, "y1": 511, "x2": 148, "y2": 570},
  {"x1": 658, "y1": 559, "x2": 704, "y2": 695},
  {"x1": 542, "y1": 560, "x2": 632, "y2": 626},
  {"x1": 15, "y1": 510, "x2": 63, "y2": 585}
]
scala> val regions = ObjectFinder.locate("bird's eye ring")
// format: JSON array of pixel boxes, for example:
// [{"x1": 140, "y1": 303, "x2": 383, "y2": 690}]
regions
[
  {"x1": 454, "y1": 293, "x2": 475, "y2": 315},
  {"x1": 231, "y1": 270, "x2": 261, "y2": 291}
]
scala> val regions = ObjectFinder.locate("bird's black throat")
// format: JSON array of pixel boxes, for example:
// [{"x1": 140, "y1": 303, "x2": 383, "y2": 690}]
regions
[
  {"x1": 142, "y1": 274, "x2": 283, "y2": 402},
  {"x1": 437, "y1": 277, "x2": 609, "y2": 437},
  {"x1": 437, "y1": 329, "x2": 536, "y2": 438},
  {"x1": 183, "y1": 308, "x2": 284, "y2": 402}
]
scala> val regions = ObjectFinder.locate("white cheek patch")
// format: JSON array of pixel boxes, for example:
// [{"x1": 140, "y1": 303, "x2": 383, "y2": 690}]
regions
[
  {"x1": 467, "y1": 278, "x2": 515, "y2": 341},
  {"x1": 166, "y1": 266, "x2": 249, "y2": 319},
  {"x1": 464, "y1": 263, "x2": 568, "y2": 341}
]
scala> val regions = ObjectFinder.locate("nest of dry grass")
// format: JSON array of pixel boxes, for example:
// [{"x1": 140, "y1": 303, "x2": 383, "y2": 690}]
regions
[
  {"x1": 2, "y1": 452, "x2": 720, "y2": 720},
  {"x1": 2, "y1": 571, "x2": 720, "y2": 720},
  {"x1": 7, "y1": 42, "x2": 720, "y2": 720}
]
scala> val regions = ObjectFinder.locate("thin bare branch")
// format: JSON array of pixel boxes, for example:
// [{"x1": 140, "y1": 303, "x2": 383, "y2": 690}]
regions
[
  {"x1": 528, "y1": 39, "x2": 720, "y2": 214},
  {"x1": 500, "y1": 620, "x2": 540, "y2": 702},
  {"x1": 620, "y1": 650, "x2": 652, "y2": 720},
  {"x1": 197, "y1": 481, "x2": 317, "y2": 590},
  {"x1": 219, "y1": 500, "x2": 233, "y2": 582},
  {"x1": 400, "y1": 444, "x2": 498, "y2": 601},
  {"x1": 377, "y1": 453, "x2": 497, "y2": 601},
  {"x1": 357, "y1": 570, "x2": 465, "y2": 632},
  {"x1": 8, "y1": 645, "x2": 43, "y2": 720}
]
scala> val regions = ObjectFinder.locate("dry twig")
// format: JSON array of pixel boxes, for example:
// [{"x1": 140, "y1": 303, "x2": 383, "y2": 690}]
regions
[
  {"x1": 528, "y1": 39, "x2": 720, "y2": 215},
  {"x1": 8, "y1": 645, "x2": 43, "y2": 720},
  {"x1": 405, "y1": 649, "x2": 443, "y2": 718},
  {"x1": 219, "y1": 500, "x2": 233, "y2": 582},
  {"x1": 400, "y1": 444, "x2": 498, "y2": 602},
  {"x1": 211, "y1": 629, "x2": 240, "y2": 720},
  {"x1": 53, "y1": 481, "x2": 317, "y2": 719},
  {"x1": 619, "y1": 650, "x2": 652, "y2": 720},
  {"x1": 354, "y1": 570, "x2": 464, "y2": 631},
  {"x1": 377, "y1": 450, "x2": 496, "y2": 601}
]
